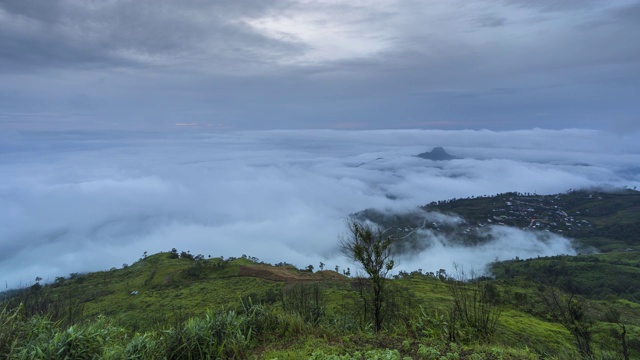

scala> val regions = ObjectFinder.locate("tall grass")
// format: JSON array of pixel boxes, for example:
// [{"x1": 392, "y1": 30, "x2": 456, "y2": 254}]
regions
[
  {"x1": 1, "y1": 304, "x2": 27, "y2": 359},
  {"x1": 14, "y1": 316, "x2": 124, "y2": 359},
  {"x1": 161, "y1": 301, "x2": 312, "y2": 359},
  {"x1": 0, "y1": 301, "x2": 316, "y2": 359}
]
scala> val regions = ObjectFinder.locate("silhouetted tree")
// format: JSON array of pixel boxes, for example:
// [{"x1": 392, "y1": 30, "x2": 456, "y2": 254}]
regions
[
  {"x1": 340, "y1": 219, "x2": 395, "y2": 332},
  {"x1": 180, "y1": 251, "x2": 194, "y2": 261}
]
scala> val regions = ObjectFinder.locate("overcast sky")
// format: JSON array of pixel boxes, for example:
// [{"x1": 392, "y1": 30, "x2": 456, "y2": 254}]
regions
[
  {"x1": 1, "y1": 0, "x2": 639, "y2": 131},
  {"x1": 2, "y1": 1, "x2": 640, "y2": 288}
]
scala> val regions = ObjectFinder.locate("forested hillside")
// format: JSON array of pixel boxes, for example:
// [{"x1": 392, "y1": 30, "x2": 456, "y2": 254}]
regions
[{"x1": 357, "y1": 188, "x2": 640, "y2": 253}]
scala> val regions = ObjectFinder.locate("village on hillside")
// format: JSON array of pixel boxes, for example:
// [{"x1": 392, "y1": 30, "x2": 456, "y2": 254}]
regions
[{"x1": 358, "y1": 188, "x2": 640, "y2": 252}]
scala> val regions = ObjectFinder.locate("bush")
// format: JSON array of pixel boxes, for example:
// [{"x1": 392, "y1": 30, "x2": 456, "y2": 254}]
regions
[{"x1": 163, "y1": 309, "x2": 250, "y2": 359}]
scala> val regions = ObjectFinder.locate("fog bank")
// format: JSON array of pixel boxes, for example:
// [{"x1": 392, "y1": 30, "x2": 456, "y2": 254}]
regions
[{"x1": 1, "y1": 129, "x2": 638, "y2": 288}]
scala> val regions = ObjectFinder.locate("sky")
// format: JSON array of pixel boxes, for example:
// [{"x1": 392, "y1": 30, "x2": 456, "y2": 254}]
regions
[
  {"x1": 2, "y1": 128, "x2": 640, "y2": 288},
  {"x1": 1, "y1": 0, "x2": 639, "y2": 131},
  {"x1": 1, "y1": 1, "x2": 640, "y2": 288}
]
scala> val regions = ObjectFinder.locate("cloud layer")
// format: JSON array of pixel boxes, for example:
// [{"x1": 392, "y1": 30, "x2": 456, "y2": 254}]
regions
[
  {"x1": 1, "y1": 128, "x2": 639, "y2": 288},
  {"x1": 397, "y1": 226, "x2": 578, "y2": 276},
  {"x1": 1, "y1": 0, "x2": 639, "y2": 130}
]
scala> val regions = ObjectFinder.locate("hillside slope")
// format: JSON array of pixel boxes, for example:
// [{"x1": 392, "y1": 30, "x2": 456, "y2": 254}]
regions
[
  {"x1": 3, "y1": 189, "x2": 640, "y2": 358},
  {"x1": 357, "y1": 188, "x2": 640, "y2": 253}
]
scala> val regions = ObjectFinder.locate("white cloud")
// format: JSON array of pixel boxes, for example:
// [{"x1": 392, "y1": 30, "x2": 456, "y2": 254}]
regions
[
  {"x1": 397, "y1": 226, "x2": 577, "y2": 276},
  {"x1": 0, "y1": 128, "x2": 638, "y2": 287}
]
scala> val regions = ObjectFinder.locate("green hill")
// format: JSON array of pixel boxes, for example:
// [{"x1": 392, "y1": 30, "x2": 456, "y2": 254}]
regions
[
  {"x1": 3, "y1": 250, "x2": 640, "y2": 359},
  {"x1": 357, "y1": 188, "x2": 640, "y2": 253},
  {"x1": 2, "y1": 188, "x2": 640, "y2": 359}
]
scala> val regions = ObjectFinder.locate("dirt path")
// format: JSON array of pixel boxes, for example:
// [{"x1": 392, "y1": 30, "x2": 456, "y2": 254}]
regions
[{"x1": 238, "y1": 264, "x2": 345, "y2": 283}]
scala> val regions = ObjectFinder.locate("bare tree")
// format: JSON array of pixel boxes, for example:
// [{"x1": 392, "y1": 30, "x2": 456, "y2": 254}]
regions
[
  {"x1": 340, "y1": 219, "x2": 395, "y2": 332},
  {"x1": 603, "y1": 308, "x2": 630, "y2": 360},
  {"x1": 447, "y1": 266, "x2": 501, "y2": 341},
  {"x1": 539, "y1": 285, "x2": 593, "y2": 359}
]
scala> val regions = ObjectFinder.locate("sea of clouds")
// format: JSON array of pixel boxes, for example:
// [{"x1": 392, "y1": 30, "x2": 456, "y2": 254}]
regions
[{"x1": 1, "y1": 128, "x2": 639, "y2": 288}]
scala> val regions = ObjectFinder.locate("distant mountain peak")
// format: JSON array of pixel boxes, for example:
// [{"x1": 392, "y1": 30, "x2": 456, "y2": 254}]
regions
[{"x1": 416, "y1": 147, "x2": 458, "y2": 161}]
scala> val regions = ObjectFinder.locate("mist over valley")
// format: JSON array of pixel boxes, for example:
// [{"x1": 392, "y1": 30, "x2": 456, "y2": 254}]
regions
[{"x1": 2, "y1": 128, "x2": 639, "y2": 288}]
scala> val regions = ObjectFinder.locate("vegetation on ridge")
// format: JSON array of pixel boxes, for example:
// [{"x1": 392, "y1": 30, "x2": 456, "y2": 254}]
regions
[
  {"x1": 2, "y1": 188, "x2": 640, "y2": 359},
  {"x1": 358, "y1": 188, "x2": 640, "y2": 254}
]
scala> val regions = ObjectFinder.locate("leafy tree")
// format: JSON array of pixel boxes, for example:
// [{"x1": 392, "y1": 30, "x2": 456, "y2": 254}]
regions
[
  {"x1": 340, "y1": 219, "x2": 395, "y2": 332},
  {"x1": 180, "y1": 251, "x2": 194, "y2": 261}
]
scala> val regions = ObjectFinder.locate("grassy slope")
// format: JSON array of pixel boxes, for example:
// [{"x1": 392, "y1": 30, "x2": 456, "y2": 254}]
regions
[
  {"x1": 11, "y1": 251, "x2": 640, "y2": 358},
  {"x1": 491, "y1": 252, "x2": 640, "y2": 304},
  {"x1": 53, "y1": 255, "x2": 292, "y2": 330},
  {"x1": 4, "y1": 190, "x2": 640, "y2": 358}
]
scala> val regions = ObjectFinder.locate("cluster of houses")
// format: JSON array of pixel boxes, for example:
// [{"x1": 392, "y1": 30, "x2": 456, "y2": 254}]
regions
[
  {"x1": 492, "y1": 196, "x2": 592, "y2": 234},
  {"x1": 387, "y1": 193, "x2": 597, "y2": 243}
]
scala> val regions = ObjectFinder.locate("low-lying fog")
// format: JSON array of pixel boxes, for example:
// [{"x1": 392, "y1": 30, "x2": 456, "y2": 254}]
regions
[{"x1": 1, "y1": 128, "x2": 639, "y2": 288}]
